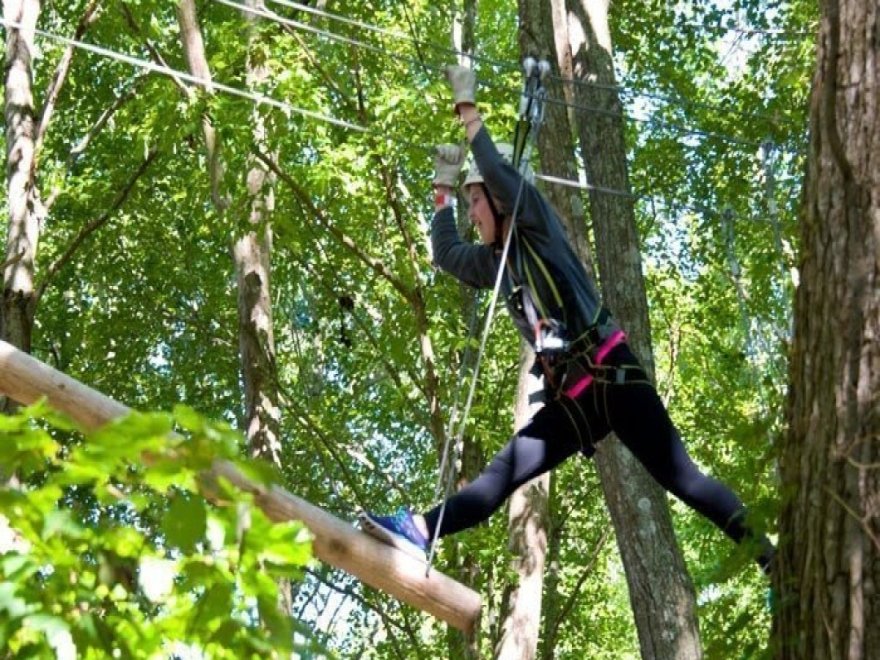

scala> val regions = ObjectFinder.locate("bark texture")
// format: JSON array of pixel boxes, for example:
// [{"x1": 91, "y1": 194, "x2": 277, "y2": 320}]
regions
[
  {"x1": 237, "y1": 0, "x2": 283, "y2": 468},
  {"x1": 2, "y1": 0, "x2": 42, "y2": 358},
  {"x1": 495, "y1": 343, "x2": 548, "y2": 660},
  {"x1": 555, "y1": 1, "x2": 703, "y2": 657},
  {"x1": 776, "y1": 1, "x2": 880, "y2": 657},
  {"x1": 176, "y1": 0, "x2": 226, "y2": 210}
]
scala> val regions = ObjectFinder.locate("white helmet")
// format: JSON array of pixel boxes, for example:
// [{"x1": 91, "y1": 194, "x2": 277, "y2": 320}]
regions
[{"x1": 462, "y1": 142, "x2": 534, "y2": 193}]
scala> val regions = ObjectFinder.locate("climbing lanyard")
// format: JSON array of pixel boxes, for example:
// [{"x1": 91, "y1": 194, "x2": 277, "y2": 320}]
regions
[{"x1": 427, "y1": 58, "x2": 551, "y2": 575}]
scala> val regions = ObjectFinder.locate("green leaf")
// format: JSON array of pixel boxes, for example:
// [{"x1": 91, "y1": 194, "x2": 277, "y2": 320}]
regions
[
  {"x1": 102, "y1": 527, "x2": 145, "y2": 559},
  {"x1": 42, "y1": 510, "x2": 85, "y2": 541},
  {"x1": 0, "y1": 582, "x2": 30, "y2": 618},
  {"x1": 143, "y1": 458, "x2": 197, "y2": 494},
  {"x1": 172, "y1": 404, "x2": 205, "y2": 433},
  {"x1": 194, "y1": 582, "x2": 234, "y2": 631},
  {"x1": 0, "y1": 553, "x2": 34, "y2": 581},
  {"x1": 22, "y1": 613, "x2": 69, "y2": 639},
  {"x1": 257, "y1": 521, "x2": 313, "y2": 574},
  {"x1": 232, "y1": 456, "x2": 281, "y2": 488},
  {"x1": 0, "y1": 426, "x2": 59, "y2": 476},
  {"x1": 161, "y1": 495, "x2": 207, "y2": 553}
]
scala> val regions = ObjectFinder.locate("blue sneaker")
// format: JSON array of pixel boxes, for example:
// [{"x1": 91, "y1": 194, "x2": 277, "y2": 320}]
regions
[{"x1": 358, "y1": 507, "x2": 429, "y2": 561}]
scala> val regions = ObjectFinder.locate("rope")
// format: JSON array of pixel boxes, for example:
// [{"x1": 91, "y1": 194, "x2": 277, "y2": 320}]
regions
[
  {"x1": 215, "y1": 0, "x2": 432, "y2": 73},
  {"x1": 426, "y1": 144, "x2": 534, "y2": 573},
  {"x1": 400, "y1": 2, "x2": 432, "y2": 79},
  {"x1": 5, "y1": 5, "x2": 803, "y2": 153},
  {"x1": 428, "y1": 288, "x2": 483, "y2": 546},
  {"x1": 426, "y1": 61, "x2": 548, "y2": 574}
]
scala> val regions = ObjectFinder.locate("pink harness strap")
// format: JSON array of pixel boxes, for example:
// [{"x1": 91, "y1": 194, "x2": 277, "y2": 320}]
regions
[{"x1": 563, "y1": 330, "x2": 627, "y2": 399}]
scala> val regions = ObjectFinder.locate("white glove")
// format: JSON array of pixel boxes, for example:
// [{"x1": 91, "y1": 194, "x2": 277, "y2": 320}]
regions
[
  {"x1": 433, "y1": 144, "x2": 466, "y2": 187},
  {"x1": 445, "y1": 65, "x2": 476, "y2": 114}
]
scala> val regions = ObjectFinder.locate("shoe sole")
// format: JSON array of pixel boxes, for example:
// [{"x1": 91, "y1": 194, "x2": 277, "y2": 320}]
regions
[{"x1": 358, "y1": 512, "x2": 428, "y2": 563}]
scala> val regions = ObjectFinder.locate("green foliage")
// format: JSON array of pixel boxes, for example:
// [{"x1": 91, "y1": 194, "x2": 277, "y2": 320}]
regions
[
  {"x1": 0, "y1": 403, "x2": 315, "y2": 658},
  {"x1": 1, "y1": 0, "x2": 818, "y2": 656}
]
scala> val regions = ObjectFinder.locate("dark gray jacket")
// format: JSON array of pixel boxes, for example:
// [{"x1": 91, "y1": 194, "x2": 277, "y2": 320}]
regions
[{"x1": 431, "y1": 127, "x2": 619, "y2": 352}]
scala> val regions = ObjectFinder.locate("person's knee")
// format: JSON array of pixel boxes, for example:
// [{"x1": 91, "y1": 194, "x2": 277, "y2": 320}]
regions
[{"x1": 665, "y1": 464, "x2": 710, "y2": 502}]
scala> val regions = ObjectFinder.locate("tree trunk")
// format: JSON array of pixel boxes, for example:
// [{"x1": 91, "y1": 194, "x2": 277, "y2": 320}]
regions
[
  {"x1": 177, "y1": 0, "x2": 282, "y2": 464},
  {"x1": 176, "y1": 0, "x2": 226, "y2": 211},
  {"x1": 495, "y1": 342, "x2": 549, "y2": 660},
  {"x1": 2, "y1": 0, "x2": 42, "y2": 362},
  {"x1": 177, "y1": 0, "x2": 286, "y2": 609},
  {"x1": 237, "y1": 0, "x2": 283, "y2": 475},
  {"x1": 775, "y1": 0, "x2": 879, "y2": 657},
  {"x1": 443, "y1": 3, "x2": 484, "y2": 657},
  {"x1": 238, "y1": 0, "x2": 288, "y2": 614},
  {"x1": 491, "y1": 1, "x2": 600, "y2": 654},
  {"x1": 556, "y1": 1, "x2": 703, "y2": 657}
]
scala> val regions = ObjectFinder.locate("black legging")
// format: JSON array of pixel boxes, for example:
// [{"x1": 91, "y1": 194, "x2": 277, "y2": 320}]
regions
[{"x1": 423, "y1": 343, "x2": 773, "y2": 571}]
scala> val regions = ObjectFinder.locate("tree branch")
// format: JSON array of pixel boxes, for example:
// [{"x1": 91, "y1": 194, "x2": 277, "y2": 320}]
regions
[
  {"x1": 280, "y1": 387, "x2": 414, "y2": 508},
  {"x1": 35, "y1": 147, "x2": 160, "y2": 305},
  {"x1": 176, "y1": 0, "x2": 228, "y2": 211},
  {"x1": 277, "y1": 23, "x2": 358, "y2": 117},
  {"x1": 378, "y1": 158, "x2": 420, "y2": 287},
  {"x1": 372, "y1": 157, "x2": 446, "y2": 445},
  {"x1": 69, "y1": 86, "x2": 141, "y2": 166},
  {"x1": 303, "y1": 567, "x2": 417, "y2": 655},
  {"x1": 34, "y1": 0, "x2": 102, "y2": 162},
  {"x1": 119, "y1": 2, "x2": 189, "y2": 95},
  {"x1": 289, "y1": 247, "x2": 431, "y2": 416},
  {"x1": 823, "y1": 485, "x2": 880, "y2": 554},
  {"x1": 252, "y1": 147, "x2": 416, "y2": 304},
  {"x1": 45, "y1": 79, "x2": 144, "y2": 213},
  {"x1": 548, "y1": 526, "x2": 611, "y2": 643}
]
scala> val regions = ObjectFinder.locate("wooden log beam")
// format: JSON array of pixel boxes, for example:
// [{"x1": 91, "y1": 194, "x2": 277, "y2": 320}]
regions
[{"x1": 0, "y1": 340, "x2": 482, "y2": 634}]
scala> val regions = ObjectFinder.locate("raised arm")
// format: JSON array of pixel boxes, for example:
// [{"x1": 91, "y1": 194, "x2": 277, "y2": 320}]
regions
[
  {"x1": 431, "y1": 143, "x2": 497, "y2": 288},
  {"x1": 446, "y1": 66, "x2": 554, "y2": 237},
  {"x1": 430, "y1": 207, "x2": 497, "y2": 288}
]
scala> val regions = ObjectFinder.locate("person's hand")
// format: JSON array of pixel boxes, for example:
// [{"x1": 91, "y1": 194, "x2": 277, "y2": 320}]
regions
[
  {"x1": 433, "y1": 144, "x2": 466, "y2": 188},
  {"x1": 445, "y1": 65, "x2": 476, "y2": 114}
]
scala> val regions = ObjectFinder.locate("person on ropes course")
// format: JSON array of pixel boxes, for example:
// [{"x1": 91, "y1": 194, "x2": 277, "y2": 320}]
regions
[{"x1": 360, "y1": 65, "x2": 775, "y2": 576}]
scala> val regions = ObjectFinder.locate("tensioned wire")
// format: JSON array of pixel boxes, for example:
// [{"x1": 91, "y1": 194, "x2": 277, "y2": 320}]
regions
[
  {"x1": 0, "y1": 17, "x2": 368, "y2": 133},
  {"x1": 215, "y1": 0, "x2": 787, "y2": 148},
  {"x1": 428, "y1": 281, "x2": 483, "y2": 568},
  {"x1": 0, "y1": 18, "x2": 791, "y2": 220},
  {"x1": 261, "y1": 0, "x2": 809, "y2": 126}
]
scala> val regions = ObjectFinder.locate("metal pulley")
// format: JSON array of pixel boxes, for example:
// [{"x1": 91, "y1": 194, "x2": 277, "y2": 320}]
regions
[{"x1": 513, "y1": 57, "x2": 551, "y2": 170}]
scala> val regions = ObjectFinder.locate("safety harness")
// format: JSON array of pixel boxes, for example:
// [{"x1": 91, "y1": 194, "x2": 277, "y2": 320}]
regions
[{"x1": 504, "y1": 60, "x2": 630, "y2": 398}]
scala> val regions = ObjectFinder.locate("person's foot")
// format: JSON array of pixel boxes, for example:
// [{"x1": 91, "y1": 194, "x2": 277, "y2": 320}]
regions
[{"x1": 358, "y1": 508, "x2": 429, "y2": 561}]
